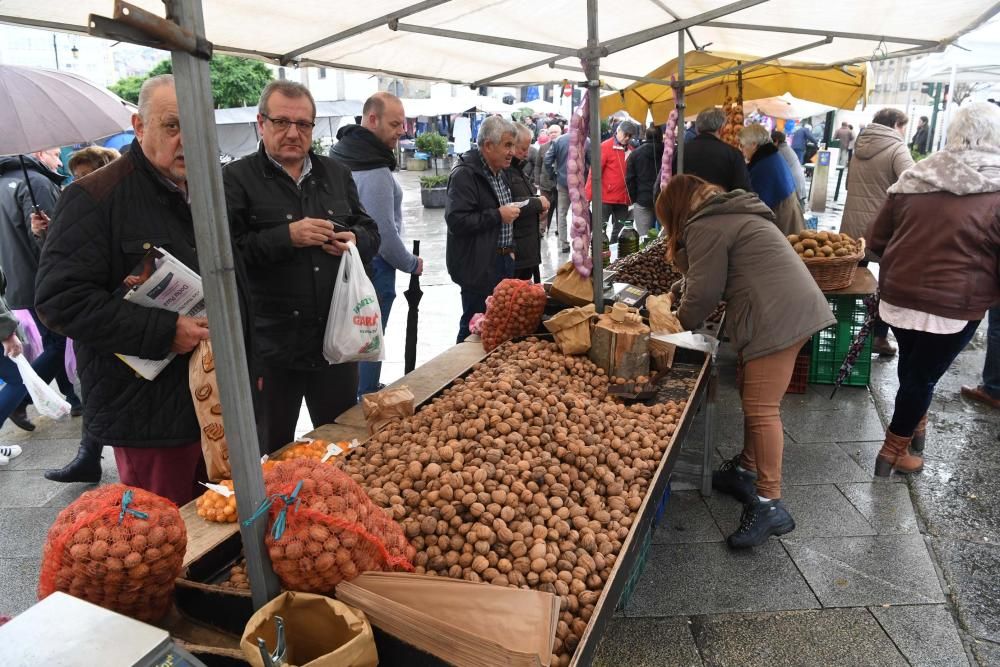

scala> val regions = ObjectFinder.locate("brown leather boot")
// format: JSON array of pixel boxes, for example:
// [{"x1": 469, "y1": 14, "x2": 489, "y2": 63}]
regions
[
  {"x1": 910, "y1": 415, "x2": 928, "y2": 453},
  {"x1": 875, "y1": 431, "x2": 924, "y2": 477}
]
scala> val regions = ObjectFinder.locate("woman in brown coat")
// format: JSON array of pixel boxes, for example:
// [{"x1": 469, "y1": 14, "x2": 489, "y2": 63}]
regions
[
  {"x1": 841, "y1": 108, "x2": 915, "y2": 355},
  {"x1": 658, "y1": 175, "x2": 834, "y2": 548}
]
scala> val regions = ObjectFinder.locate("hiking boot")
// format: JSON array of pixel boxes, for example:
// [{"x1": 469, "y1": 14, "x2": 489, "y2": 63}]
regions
[
  {"x1": 9, "y1": 406, "x2": 34, "y2": 431},
  {"x1": 44, "y1": 439, "x2": 103, "y2": 484},
  {"x1": 910, "y1": 415, "x2": 928, "y2": 454},
  {"x1": 875, "y1": 430, "x2": 923, "y2": 477},
  {"x1": 727, "y1": 498, "x2": 796, "y2": 549},
  {"x1": 872, "y1": 336, "x2": 897, "y2": 356},
  {"x1": 712, "y1": 455, "x2": 758, "y2": 504}
]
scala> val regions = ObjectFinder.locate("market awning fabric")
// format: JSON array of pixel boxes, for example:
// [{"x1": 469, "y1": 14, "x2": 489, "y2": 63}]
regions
[
  {"x1": 0, "y1": 1, "x2": 996, "y2": 88},
  {"x1": 599, "y1": 51, "x2": 867, "y2": 123}
]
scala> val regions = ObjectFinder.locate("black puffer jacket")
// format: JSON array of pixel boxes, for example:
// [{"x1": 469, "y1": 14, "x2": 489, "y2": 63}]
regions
[
  {"x1": 445, "y1": 148, "x2": 505, "y2": 291},
  {"x1": 508, "y1": 156, "x2": 544, "y2": 271},
  {"x1": 0, "y1": 155, "x2": 64, "y2": 309},
  {"x1": 35, "y1": 140, "x2": 254, "y2": 448},
  {"x1": 625, "y1": 140, "x2": 663, "y2": 208},
  {"x1": 224, "y1": 145, "x2": 379, "y2": 370}
]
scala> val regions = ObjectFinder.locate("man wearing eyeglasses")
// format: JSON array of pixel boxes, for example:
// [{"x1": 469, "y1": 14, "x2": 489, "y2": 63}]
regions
[{"x1": 224, "y1": 80, "x2": 380, "y2": 454}]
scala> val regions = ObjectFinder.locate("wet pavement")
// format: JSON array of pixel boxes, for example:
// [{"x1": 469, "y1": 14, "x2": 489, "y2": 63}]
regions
[{"x1": 0, "y1": 166, "x2": 996, "y2": 665}]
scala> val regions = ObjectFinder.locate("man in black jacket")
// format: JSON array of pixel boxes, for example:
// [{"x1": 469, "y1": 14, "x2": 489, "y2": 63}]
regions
[
  {"x1": 445, "y1": 115, "x2": 519, "y2": 342},
  {"x1": 677, "y1": 108, "x2": 752, "y2": 192},
  {"x1": 224, "y1": 81, "x2": 380, "y2": 454},
  {"x1": 35, "y1": 74, "x2": 246, "y2": 505},
  {"x1": 626, "y1": 125, "x2": 664, "y2": 236}
]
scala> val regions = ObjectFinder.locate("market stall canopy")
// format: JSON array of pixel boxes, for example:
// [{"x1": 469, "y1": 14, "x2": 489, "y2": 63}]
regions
[
  {"x1": 741, "y1": 94, "x2": 836, "y2": 121},
  {"x1": 213, "y1": 99, "x2": 362, "y2": 157},
  {"x1": 1, "y1": 1, "x2": 996, "y2": 88},
  {"x1": 905, "y1": 30, "x2": 1000, "y2": 83},
  {"x1": 599, "y1": 51, "x2": 866, "y2": 124},
  {"x1": 399, "y1": 95, "x2": 513, "y2": 118}
]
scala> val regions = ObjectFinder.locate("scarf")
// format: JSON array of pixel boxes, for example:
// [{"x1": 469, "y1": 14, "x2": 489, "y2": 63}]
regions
[
  {"x1": 888, "y1": 148, "x2": 1000, "y2": 195},
  {"x1": 330, "y1": 125, "x2": 396, "y2": 171}
]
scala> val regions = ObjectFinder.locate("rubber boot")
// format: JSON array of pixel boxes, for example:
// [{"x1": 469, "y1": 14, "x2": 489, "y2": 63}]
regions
[
  {"x1": 910, "y1": 415, "x2": 928, "y2": 454},
  {"x1": 44, "y1": 438, "x2": 103, "y2": 484},
  {"x1": 875, "y1": 430, "x2": 923, "y2": 477}
]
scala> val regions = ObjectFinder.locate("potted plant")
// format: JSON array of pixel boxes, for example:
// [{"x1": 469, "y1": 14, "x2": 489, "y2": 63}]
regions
[{"x1": 415, "y1": 132, "x2": 450, "y2": 208}]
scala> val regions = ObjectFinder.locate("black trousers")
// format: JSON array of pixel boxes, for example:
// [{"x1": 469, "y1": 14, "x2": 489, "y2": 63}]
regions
[{"x1": 256, "y1": 362, "x2": 359, "y2": 455}]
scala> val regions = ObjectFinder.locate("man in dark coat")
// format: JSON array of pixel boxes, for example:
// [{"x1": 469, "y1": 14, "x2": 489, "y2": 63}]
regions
[
  {"x1": 676, "y1": 108, "x2": 752, "y2": 193},
  {"x1": 510, "y1": 123, "x2": 549, "y2": 282},
  {"x1": 626, "y1": 125, "x2": 664, "y2": 236},
  {"x1": 533, "y1": 125, "x2": 561, "y2": 233},
  {"x1": 0, "y1": 150, "x2": 82, "y2": 430},
  {"x1": 35, "y1": 75, "x2": 252, "y2": 505},
  {"x1": 446, "y1": 115, "x2": 519, "y2": 342},
  {"x1": 224, "y1": 81, "x2": 379, "y2": 454}
]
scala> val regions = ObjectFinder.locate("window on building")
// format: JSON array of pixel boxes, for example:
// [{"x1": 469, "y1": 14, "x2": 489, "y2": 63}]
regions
[
  {"x1": 318, "y1": 67, "x2": 327, "y2": 79},
  {"x1": 278, "y1": 67, "x2": 286, "y2": 80}
]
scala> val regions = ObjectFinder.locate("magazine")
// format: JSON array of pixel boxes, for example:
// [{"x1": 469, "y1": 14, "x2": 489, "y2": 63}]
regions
[{"x1": 116, "y1": 247, "x2": 204, "y2": 380}]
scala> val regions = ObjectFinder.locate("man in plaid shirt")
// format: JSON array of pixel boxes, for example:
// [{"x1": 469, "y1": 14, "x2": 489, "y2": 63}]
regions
[{"x1": 445, "y1": 116, "x2": 520, "y2": 342}]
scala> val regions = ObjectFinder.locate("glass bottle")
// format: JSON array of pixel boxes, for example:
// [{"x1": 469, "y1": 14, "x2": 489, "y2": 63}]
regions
[
  {"x1": 602, "y1": 228, "x2": 611, "y2": 268},
  {"x1": 618, "y1": 220, "x2": 640, "y2": 258}
]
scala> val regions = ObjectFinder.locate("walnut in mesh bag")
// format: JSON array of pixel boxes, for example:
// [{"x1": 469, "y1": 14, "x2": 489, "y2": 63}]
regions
[{"x1": 480, "y1": 279, "x2": 547, "y2": 351}]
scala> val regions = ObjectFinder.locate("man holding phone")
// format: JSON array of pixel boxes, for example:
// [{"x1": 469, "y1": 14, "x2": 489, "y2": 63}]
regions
[{"x1": 224, "y1": 81, "x2": 380, "y2": 454}]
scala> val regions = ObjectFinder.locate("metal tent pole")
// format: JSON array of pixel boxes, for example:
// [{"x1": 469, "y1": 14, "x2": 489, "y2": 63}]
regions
[
  {"x1": 169, "y1": 0, "x2": 280, "y2": 608},
  {"x1": 585, "y1": 0, "x2": 603, "y2": 311},
  {"x1": 676, "y1": 32, "x2": 685, "y2": 175}
]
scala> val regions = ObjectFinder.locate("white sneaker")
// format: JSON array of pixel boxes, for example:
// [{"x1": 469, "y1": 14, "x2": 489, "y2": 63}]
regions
[
  {"x1": 0, "y1": 454, "x2": 8, "y2": 466},
  {"x1": 0, "y1": 445, "x2": 22, "y2": 460}
]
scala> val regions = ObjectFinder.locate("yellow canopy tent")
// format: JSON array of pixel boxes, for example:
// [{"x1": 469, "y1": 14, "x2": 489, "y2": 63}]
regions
[{"x1": 600, "y1": 50, "x2": 867, "y2": 124}]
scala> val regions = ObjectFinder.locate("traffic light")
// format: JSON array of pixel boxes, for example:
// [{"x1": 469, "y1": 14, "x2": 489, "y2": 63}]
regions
[{"x1": 921, "y1": 82, "x2": 936, "y2": 98}]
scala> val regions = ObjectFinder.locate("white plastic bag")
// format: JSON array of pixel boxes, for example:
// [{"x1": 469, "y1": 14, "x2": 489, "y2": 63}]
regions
[
  {"x1": 322, "y1": 242, "x2": 385, "y2": 364},
  {"x1": 11, "y1": 353, "x2": 71, "y2": 419}
]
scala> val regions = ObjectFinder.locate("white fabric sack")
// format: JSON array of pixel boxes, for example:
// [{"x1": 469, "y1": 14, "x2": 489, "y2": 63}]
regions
[
  {"x1": 323, "y1": 242, "x2": 385, "y2": 364},
  {"x1": 11, "y1": 353, "x2": 71, "y2": 419}
]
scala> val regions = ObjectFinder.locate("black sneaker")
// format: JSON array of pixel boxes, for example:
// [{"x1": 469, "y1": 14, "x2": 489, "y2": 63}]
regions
[
  {"x1": 712, "y1": 455, "x2": 757, "y2": 504},
  {"x1": 727, "y1": 498, "x2": 796, "y2": 549}
]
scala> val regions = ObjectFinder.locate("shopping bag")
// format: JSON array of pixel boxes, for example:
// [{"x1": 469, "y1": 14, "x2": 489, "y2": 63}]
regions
[
  {"x1": 542, "y1": 303, "x2": 596, "y2": 354},
  {"x1": 13, "y1": 309, "x2": 42, "y2": 363},
  {"x1": 240, "y1": 591, "x2": 378, "y2": 667},
  {"x1": 11, "y1": 354, "x2": 70, "y2": 419},
  {"x1": 322, "y1": 243, "x2": 384, "y2": 364},
  {"x1": 189, "y1": 340, "x2": 231, "y2": 481},
  {"x1": 549, "y1": 260, "x2": 593, "y2": 306}
]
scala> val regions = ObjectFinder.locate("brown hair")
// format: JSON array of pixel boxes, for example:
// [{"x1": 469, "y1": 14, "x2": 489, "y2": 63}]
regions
[
  {"x1": 67, "y1": 146, "x2": 120, "y2": 177},
  {"x1": 655, "y1": 174, "x2": 722, "y2": 261},
  {"x1": 258, "y1": 80, "x2": 316, "y2": 119},
  {"x1": 872, "y1": 108, "x2": 908, "y2": 129}
]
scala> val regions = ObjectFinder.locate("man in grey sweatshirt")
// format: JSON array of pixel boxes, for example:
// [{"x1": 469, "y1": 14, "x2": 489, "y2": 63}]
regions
[{"x1": 330, "y1": 92, "x2": 423, "y2": 397}]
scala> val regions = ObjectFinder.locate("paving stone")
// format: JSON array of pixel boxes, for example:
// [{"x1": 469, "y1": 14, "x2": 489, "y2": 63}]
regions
[
  {"x1": 593, "y1": 617, "x2": 702, "y2": 667},
  {"x1": 0, "y1": 471, "x2": 77, "y2": 508},
  {"x1": 0, "y1": 508, "x2": 61, "y2": 558},
  {"x1": 0, "y1": 558, "x2": 41, "y2": 616},
  {"x1": 783, "y1": 403, "x2": 886, "y2": 444},
  {"x1": 624, "y1": 542, "x2": 819, "y2": 617},
  {"x1": 837, "y1": 441, "x2": 906, "y2": 484},
  {"x1": 838, "y1": 482, "x2": 918, "y2": 535},
  {"x1": 717, "y1": 440, "x2": 871, "y2": 487},
  {"x1": 705, "y1": 485, "x2": 875, "y2": 539},
  {"x1": 782, "y1": 535, "x2": 945, "y2": 607},
  {"x1": 910, "y1": 463, "x2": 1000, "y2": 543},
  {"x1": 971, "y1": 639, "x2": 1000, "y2": 667},
  {"x1": 693, "y1": 608, "x2": 906, "y2": 667},
  {"x1": 4, "y1": 438, "x2": 86, "y2": 471},
  {"x1": 654, "y1": 490, "x2": 723, "y2": 544},
  {"x1": 869, "y1": 604, "x2": 969, "y2": 667},
  {"x1": 931, "y1": 539, "x2": 1000, "y2": 644}
]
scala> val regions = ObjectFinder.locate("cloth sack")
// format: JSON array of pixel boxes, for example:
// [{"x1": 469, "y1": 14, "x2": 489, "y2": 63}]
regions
[
  {"x1": 189, "y1": 340, "x2": 230, "y2": 481},
  {"x1": 323, "y1": 243, "x2": 384, "y2": 364},
  {"x1": 549, "y1": 261, "x2": 594, "y2": 306}
]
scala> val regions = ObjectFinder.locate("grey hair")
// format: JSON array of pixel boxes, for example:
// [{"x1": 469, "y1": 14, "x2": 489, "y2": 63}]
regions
[
  {"x1": 946, "y1": 102, "x2": 1000, "y2": 152},
  {"x1": 258, "y1": 80, "x2": 316, "y2": 119},
  {"x1": 696, "y1": 108, "x2": 726, "y2": 134},
  {"x1": 138, "y1": 74, "x2": 175, "y2": 120},
  {"x1": 513, "y1": 122, "x2": 533, "y2": 142},
  {"x1": 738, "y1": 123, "x2": 772, "y2": 148},
  {"x1": 477, "y1": 115, "x2": 517, "y2": 148}
]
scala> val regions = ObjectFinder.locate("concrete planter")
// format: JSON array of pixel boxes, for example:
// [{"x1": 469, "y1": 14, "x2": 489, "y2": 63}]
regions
[
  {"x1": 406, "y1": 157, "x2": 428, "y2": 171},
  {"x1": 421, "y1": 186, "x2": 448, "y2": 208}
]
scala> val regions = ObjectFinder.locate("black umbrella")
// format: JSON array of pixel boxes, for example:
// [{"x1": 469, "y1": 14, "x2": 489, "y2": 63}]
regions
[
  {"x1": 830, "y1": 291, "x2": 879, "y2": 399},
  {"x1": 403, "y1": 240, "x2": 422, "y2": 374}
]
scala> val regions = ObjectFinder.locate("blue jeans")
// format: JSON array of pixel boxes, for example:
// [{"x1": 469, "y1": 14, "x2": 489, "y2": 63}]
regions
[
  {"x1": 793, "y1": 147, "x2": 806, "y2": 164},
  {"x1": 984, "y1": 305, "x2": 1000, "y2": 399},
  {"x1": 457, "y1": 253, "x2": 514, "y2": 343},
  {"x1": 358, "y1": 256, "x2": 397, "y2": 398},
  {"x1": 0, "y1": 311, "x2": 81, "y2": 424},
  {"x1": 0, "y1": 355, "x2": 28, "y2": 425},
  {"x1": 888, "y1": 320, "x2": 980, "y2": 437}
]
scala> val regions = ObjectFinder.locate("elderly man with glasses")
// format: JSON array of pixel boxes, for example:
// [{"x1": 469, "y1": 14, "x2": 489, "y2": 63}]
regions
[{"x1": 224, "y1": 80, "x2": 379, "y2": 455}]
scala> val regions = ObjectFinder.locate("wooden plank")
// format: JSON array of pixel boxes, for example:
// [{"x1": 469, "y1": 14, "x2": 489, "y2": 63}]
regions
[
  {"x1": 180, "y1": 499, "x2": 238, "y2": 569},
  {"x1": 824, "y1": 266, "x2": 876, "y2": 296},
  {"x1": 336, "y1": 340, "x2": 490, "y2": 428},
  {"x1": 304, "y1": 422, "x2": 371, "y2": 443}
]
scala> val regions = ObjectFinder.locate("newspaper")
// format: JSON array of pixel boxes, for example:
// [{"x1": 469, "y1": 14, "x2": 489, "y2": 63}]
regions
[{"x1": 115, "y1": 247, "x2": 204, "y2": 380}]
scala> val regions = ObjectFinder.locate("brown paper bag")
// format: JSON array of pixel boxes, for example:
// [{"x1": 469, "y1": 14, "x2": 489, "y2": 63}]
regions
[
  {"x1": 188, "y1": 340, "x2": 230, "y2": 481},
  {"x1": 549, "y1": 261, "x2": 593, "y2": 306},
  {"x1": 543, "y1": 303, "x2": 596, "y2": 354},
  {"x1": 361, "y1": 385, "x2": 415, "y2": 434},
  {"x1": 241, "y1": 591, "x2": 378, "y2": 667}
]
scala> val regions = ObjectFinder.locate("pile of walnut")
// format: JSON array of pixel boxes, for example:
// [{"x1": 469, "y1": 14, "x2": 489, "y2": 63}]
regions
[
  {"x1": 788, "y1": 230, "x2": 861, "y2": 259},
  {"x1": 607, "y1": 238, "x2": 683, "y2": 295},
  {"x1": 341, "y1": 339, "x2": 686, "y2": 667},
  {"x1": 219, "y1": 560, "x2": 249, "y2": 591}
]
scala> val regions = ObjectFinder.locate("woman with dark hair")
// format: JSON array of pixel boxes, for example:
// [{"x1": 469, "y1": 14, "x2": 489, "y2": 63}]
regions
[
  {"x1": 867, "y1": 102, "x2": 1000, "y2": 475},
  {"x1": 841, "y1": 108, "x2": 915, "y2": 356},
  {"x1": 657, "y1": 175, "x2": 834, "y2": 548}
]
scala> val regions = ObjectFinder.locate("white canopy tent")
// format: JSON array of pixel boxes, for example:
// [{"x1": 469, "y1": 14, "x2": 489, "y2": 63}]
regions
[
  {"x1": 399, "y1": 95, "x2": 514, "y2": 118},
  {"x1": 214, "y1": 99, "x2": 362, "y2": 157}
]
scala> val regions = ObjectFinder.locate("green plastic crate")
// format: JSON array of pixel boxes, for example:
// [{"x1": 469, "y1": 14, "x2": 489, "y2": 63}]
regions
[
  {"x1": 808, "y1": 294, "x2": 873, "y2": 386},
  {"x1": 616, "y1": 525, "x2": 653, "y2": 612}
]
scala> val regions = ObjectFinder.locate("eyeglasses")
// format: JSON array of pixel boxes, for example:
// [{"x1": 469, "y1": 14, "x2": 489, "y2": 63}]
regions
[{"x1": 262, "y1": 114, "x2": 316, "y2": 132}]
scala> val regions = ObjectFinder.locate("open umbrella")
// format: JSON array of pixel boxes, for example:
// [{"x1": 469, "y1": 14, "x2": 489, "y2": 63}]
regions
[
  {"x1": 403, "y1": 240, "x2": 423, "y2": 374},
  {"x1": 1, "y1": 64, "x2": 133, "y2": 210},
  {"x1": 830, "y1": 291, "x2": 880, "y2": 399}
]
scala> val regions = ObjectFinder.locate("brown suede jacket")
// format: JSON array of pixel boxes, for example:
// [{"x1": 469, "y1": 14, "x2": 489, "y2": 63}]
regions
[{"x1": 867, "y1": 190, "x2": 1000, "y2": 320}]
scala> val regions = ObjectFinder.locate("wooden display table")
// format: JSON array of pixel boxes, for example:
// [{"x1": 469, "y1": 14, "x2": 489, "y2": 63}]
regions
[{"x1": 823, "y1": 266, "x2": 876, "y2": 296}]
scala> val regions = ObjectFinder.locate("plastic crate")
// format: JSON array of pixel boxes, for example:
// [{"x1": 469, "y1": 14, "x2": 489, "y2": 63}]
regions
[
  {"x1": 653, "y1": 480, "x2": 672, "y2": 526},
  {"x1": 616, "y1": 526, "x2": 653, "y2": 612},
  {"x1": 808, "y1": 294, "x2": 872, "y2": 386}
]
